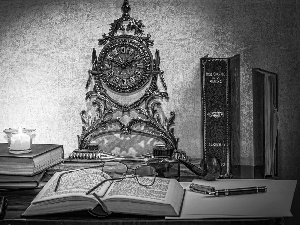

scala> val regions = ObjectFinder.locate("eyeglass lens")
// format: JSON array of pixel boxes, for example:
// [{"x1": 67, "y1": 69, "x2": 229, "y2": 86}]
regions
[
  {"x1": 134, "y1": 166, "x2": 156, "y2": 186},
  {"x1": 135, "y1": 165, "x2": 156, "y2": 176},
  {"x1": 101, "y1": 162, "x2": 128, "y2": 177}
]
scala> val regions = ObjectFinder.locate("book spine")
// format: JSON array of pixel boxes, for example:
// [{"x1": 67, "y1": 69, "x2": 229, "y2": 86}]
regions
[
  {"x1": 253, "y1": 69, "x2": 265, "y2": 173},
  {"x1": 229, "y1": 55, "x2": 240, "y2": 168},
  {"x1": 201, "y1": 58, "x2": 230, "y2": 177}
]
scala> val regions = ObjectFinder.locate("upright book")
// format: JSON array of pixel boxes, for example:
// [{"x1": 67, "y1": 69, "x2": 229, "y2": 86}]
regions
[
  {"x1": 22, "y1": 168, "x2": 185, "y2": 217},
  {"x1": 200, "y1": 55, "x2": 240, "y2": 177},
  {"x1": 0, "y1": 144, "x2": 64, "y2": 176},
  {"x1": 252, "y1": 68, "x2": 279, "y2": 178}
]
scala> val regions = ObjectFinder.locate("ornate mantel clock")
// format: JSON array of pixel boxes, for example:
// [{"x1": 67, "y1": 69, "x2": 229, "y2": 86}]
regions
[{"x1": 75, "y1": 0, "x2": 178, "y2": 157}]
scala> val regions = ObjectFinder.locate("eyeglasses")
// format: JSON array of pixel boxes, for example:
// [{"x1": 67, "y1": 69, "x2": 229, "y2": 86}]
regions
[
  {"x1": 86, "y1": 164, "x2": 157, "y2": 195},
  {"x1": 53, "y1": 162, "x2": 157, "y2": 194}
]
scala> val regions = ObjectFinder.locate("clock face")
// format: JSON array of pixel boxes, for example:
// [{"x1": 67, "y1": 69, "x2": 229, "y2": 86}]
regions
[{"x1": 97, "y1": 36, "x2": 153, "y2": 93}]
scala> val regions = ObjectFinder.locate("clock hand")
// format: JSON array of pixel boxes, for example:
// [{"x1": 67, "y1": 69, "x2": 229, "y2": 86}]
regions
[
  {"x1": 110, "y1": 57, "x2": 133, "y2": 70},
  {"x1": 123, "y1": 57, "x2": 141, "y2": 68},
  {"x1": 110, "y1": 58, "x2": 123, "y2": 67}
]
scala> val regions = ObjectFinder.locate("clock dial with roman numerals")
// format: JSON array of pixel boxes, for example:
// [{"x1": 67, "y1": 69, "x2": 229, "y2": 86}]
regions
[{"x1": 97, "y1": 35, "x2": 153, "y2": 93}]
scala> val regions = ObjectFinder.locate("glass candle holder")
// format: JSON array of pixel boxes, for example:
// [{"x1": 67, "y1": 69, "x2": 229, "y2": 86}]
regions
[{"x1": 3, "y1": 127, "x2": 36, "y2": 154}]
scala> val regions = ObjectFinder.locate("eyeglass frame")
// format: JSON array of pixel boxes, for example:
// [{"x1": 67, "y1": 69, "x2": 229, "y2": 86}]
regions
[{"x1": 53, "y1": 162, "x2": 157, "y2": 194}]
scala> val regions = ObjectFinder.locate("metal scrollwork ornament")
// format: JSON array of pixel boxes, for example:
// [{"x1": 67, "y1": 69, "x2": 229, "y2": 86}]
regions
[{"x1": 78, "y1": 0, "x2": 178, "y2": 153}]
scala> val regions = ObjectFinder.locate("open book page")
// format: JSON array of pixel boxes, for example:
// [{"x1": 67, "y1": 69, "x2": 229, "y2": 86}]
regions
[
  {"x1": 33, "y1": 168, "x2": 112, "y2": 203},
  {"x1": 101, "y1": 177, "x2": 184, "y2": 216},
  {"x1": 103, "y1": 177, "x2": 170, "y2": 202},
  {"x1": 103, "y1": 177, "x2": 184, "y2": 205},
  {"x1": 103, "y1": 177, "x2": 177, "y2": 203}
]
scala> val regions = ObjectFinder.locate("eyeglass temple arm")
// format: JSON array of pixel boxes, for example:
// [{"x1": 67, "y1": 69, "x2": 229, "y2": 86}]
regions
[
  {"x1": 54, "y1": 171, "x2": 73, "y2": 192},
  {"x1": 54, "y1": 165, "x2": 106, "y2": 192},
  {"x1": 86, "y1": 178, "x2": 120, "y2": 195}
]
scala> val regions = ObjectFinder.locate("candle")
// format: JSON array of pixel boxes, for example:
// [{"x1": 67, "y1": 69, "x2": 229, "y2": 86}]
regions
[
  {"x1": 3, "y1": 127, "x2": 35, "y2": 154},
  {"x1": 10, "y1": 127, "x2": 31, "y2": 151}
]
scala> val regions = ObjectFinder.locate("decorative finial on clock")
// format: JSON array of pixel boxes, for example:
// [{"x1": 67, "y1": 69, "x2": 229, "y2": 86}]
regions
[
  {"x1": 121, "y1": 0, "x2": 131, "y2": 17},
  {"x1": 99, "y1": 0, "x2": 147, "y2": 39}
]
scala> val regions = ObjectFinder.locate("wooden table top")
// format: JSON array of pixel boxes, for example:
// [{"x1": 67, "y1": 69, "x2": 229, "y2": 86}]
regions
[{"x1": 0, "y1": 161, "x2": 286, "y2": 225}]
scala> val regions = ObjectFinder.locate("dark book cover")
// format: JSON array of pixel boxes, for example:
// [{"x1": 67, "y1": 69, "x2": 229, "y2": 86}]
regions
[
  {"x1": 200, "y1": 55, "x2": 240, "y2": 177},
  {"x1": 0, "y1": 144, "x2": 64, "y2": 175},
  {"x1": 0, "y1": 144, "x2": 63, "y2": 158},
  {"x1": 0, "y1": 171, "x2": 45, "y2": 189}
]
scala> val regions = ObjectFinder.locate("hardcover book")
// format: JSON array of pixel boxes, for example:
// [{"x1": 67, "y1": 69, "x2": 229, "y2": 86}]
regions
[
  {"x1": 200, "y1": 55, "x2": 240, "y2": 177},
  {"x1": 252, "y1": 68, "x2": 278, "y2": 178},
  {"x1": 0, "y1": 172, "x2": 45, "y2": 189},
  {"x1": 0, "y1": 144, "x2": 64, "y2": 176},
  {"x1": 22, "y1": 168, "x2": 184, "y2": 217}
]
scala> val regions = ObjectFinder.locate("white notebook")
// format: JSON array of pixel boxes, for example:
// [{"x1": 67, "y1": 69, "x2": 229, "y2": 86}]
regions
[{"x1": 167, "y1": 179, "x2": 297, "y2": 219}]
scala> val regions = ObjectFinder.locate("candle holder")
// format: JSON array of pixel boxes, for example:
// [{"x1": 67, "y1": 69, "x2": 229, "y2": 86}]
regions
[{"x1": 3, "y1": 127, "x2": 36, "y2": 154}]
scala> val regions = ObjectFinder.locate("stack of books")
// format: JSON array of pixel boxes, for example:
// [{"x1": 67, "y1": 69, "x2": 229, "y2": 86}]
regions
[{"x1": 0, "y1": 144, "x2": 64, "y2": 189}]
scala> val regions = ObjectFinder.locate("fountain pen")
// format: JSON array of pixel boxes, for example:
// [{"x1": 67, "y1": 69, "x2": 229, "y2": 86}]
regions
[{"x1": 190, "y1": 183, "x2": 267, "y2": 196}]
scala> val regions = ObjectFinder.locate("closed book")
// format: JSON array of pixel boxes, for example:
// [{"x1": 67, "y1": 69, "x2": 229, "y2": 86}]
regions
[
  {"x1": 0, "y1": 172, "x2": 45, "y2": 189},
  {"x1": 0, "y1": 144, "x2": 64, "y2": 176},
  {"x1": 200, "y1": 55, "x2": 240, "y2": 177},
  {"x1": 252, "y1": 68, "x2": 278, "y2": 178}
]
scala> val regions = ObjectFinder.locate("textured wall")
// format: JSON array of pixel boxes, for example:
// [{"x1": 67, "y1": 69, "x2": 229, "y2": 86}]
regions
[
  {"x1": 0, "y1": 0, "x2": 300, "y2": 223},
  {"x1": 0, "y1": 0, "x2": 299, "y2": 167}
]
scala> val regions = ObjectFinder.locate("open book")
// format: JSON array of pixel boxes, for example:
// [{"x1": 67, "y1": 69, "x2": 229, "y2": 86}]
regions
[{"x1": 22, "y1": 168, "x2": 184, "y2": 217}]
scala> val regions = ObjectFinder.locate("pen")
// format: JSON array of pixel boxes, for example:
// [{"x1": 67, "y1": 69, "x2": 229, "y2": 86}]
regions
[
  {"x1": 212, "y1": 186, "x2": 267, "y2": 196},
  {"x1": 189, "y1": 183, "x2": 267, "y2": 196}
]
